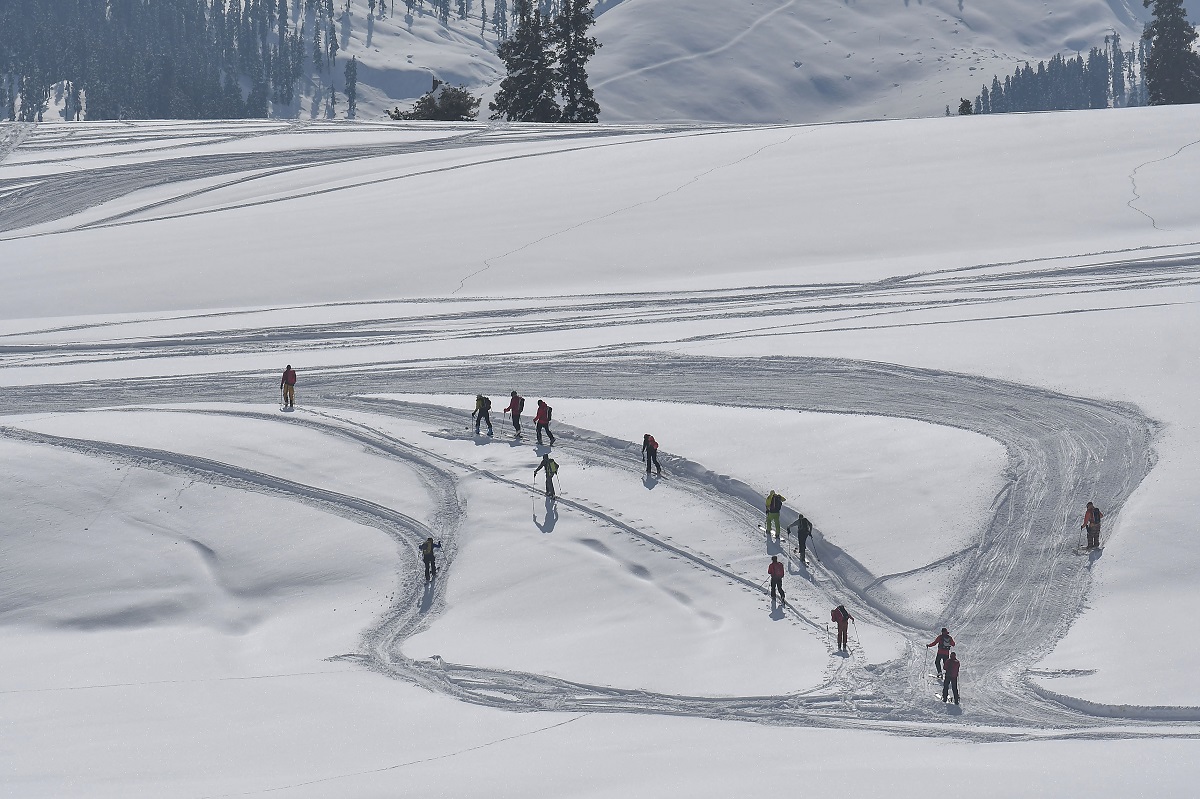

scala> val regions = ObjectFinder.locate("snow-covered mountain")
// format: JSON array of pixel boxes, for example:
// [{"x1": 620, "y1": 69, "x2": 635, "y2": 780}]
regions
[{"x1": 340, "y1": 0, "x2": 1162, "y2": 123}]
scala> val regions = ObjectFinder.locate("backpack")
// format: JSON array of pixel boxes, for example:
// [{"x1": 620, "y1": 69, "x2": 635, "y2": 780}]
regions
[
  {"x1": 831, "y1": 607, "x2": 845, "y2": 624},
  {"x1": 547, "y1": 458, "x2": 558, "y2": 476},
  {"x1": 647, "y1": 435, "x2": 658, "y2": 450},
  {"x1": 516, "y1": 396, "x2": 525, "y2": 413},
  {"x1": 482, "y1": 396, "x2": 492, "y2": 412},
  {"x1": 545, "y1": 404, "x2": 553, "y2": 422},
  {"x1": 800, "y1": 517, "x2": 812, "y2": 535}
]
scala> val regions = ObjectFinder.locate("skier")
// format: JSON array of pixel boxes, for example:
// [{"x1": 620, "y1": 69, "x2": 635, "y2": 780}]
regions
[
  {"x1": 473, "y1": 394, "x2": 493, "y2": 436},
  {"x1": 642, "y1": 434, "x2": 661, "y2": 477},
  {"x1": 419, "y1": 536, "x2": 441, "y2": 582},
  {"x1": 1081, "y1": 501, "x2": 1104, "y2": 550},
  {"x1": 927, "y1": 627, "x2": 956, "y2": 677},
  {"x1": 765, "y1": 490, "x2": 785, "y2": 540},
  {"x1": 787, "y1": 512, "x2": 814, "y2": 563},
  {"x1": 534, "y1": 400, "x2": 556, "y2": 446},
  {"x1": 942, "y1": 652, "x2": 961, "y2": 705},
  {"x1": 832, "y1": 604, "x2": 853, "y2": 651},
  {"x1": 534, "y1": 452, "x2": 559, "y2": 498},
  {"x1": 503, "y1": 391, "x2": 525, "y2": 436},
  {"x1": 768, "y1": 555, "x2": 785, "y2": 603},
  {"x1": 280, "y1": 364, "x2": 297, "y2": 409}
]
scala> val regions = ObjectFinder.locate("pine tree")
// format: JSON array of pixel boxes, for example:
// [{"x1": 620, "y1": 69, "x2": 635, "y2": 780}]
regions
[
  {"x1": 1142, "y1": 0, "x2": 1200, "y2": 105},
  {"x1": 490, "y1": 0, "x2": 560, "y2": 121},
  {"x1": 344, "y1": 55, "x2": 357, "y2": 117},
  {"x1": 1111, "y1": 33, "x2": 1127, "y2": 106},
  {"x1": 957, "y1": 98, "x2": 972, "y2": 115},
  {"x1": 553, "y1": 0, "x2": 600, "y2": 122}
]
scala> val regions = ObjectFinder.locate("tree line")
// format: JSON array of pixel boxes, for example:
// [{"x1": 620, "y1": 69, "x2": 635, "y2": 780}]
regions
[
  {"x1": 959, "y1": 0, "x2": 1200, "y2": 115},
  {"x1": 0, "y1": 0, "x2": 355, "y2": 121}
]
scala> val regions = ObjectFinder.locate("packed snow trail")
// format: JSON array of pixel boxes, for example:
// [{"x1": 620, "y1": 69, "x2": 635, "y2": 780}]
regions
[
  {"x1": 0, "y1": 122, "x2": 731, "y2": 237},
  {"x1": 0, "y1": 352, "x2": 1184, "y2": 736}
]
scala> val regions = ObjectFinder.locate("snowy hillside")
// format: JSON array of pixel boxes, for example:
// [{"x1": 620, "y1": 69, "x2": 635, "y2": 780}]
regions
[
  {"x1": 327, "y1": 0, "x2": 1163, "y2": 123},
  {"x1": 3, "y1": 106, "x2": 1200, "y2": 796}
]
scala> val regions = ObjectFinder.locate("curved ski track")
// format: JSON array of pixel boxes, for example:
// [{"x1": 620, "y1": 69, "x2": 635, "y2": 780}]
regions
[{"x1": 0, "y1": 350, "x2": 1186, "y2": 739}]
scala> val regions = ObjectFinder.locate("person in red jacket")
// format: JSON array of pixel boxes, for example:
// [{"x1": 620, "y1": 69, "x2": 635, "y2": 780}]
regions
[
  {"x1": 280, "y1": 364, "x2": 297, "y2": 409},
  {"x1": 768, "y1": 556, "x2": 785, "y2": 603},
  {"x1": 503, "y1": 391, "x2": 525, "y2": 437},
  {"x1": 927, "y1": 627, "x2": 955, "y2": 677},
  {"x1": 942, "y1": 651, "x2": 961, "y2": 705},
  {"x1": 1081, "y1": 501, "x2": 1104, "y2": 550},
  {"x1": 832, "y1": 604, "x2": 853, "y2": 650},
  {"x1": 534, "y1": 400, "x2": 555, "y2": 446},
  {"x1": 642, "y1": 434, "x2": 661, "y2": 477}
]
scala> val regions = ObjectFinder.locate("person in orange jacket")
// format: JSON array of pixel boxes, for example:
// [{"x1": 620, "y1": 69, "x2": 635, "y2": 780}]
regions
[
  {"x1": 1081, "y1": 502, "x2": 1104, "y2": 550},
  {"x1": 768, "y1": 556, "x2": 785, "y2": 603}
]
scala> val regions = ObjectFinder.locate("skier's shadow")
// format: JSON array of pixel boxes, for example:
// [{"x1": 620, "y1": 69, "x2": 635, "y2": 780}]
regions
[
  {"x1": 642, "y1": 474, "x2": 659, "y2": 490},
  {"x1": 768, "y1": 601, "x2": 786, "y2": 621},
  {"x1": 534, "y1": 498, "x2": 558, "y2": 533},
  {"x1": 942, "y1": 703, "x2": 963, "y2": 716},
  {"x1": 418, "y1": 578, "x2": 435, "y2": 613},
  {"x1": 472, "y1": 433, "x2": 494, "y2": 446}
]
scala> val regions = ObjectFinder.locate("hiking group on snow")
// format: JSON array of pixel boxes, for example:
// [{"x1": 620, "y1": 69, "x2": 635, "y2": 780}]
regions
[{"x1": 277, "y1": 365, "x2": 1116, "y2": 707}]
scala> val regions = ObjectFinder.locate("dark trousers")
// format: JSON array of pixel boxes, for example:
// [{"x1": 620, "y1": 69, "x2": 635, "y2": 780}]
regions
[
  {"x1": 837, "y1": 622, "x2": 849, "y2": 649},
  {"x1": 536, "y1": 422, "x2": 555, "y2": 444},
  {"x1": 770, "y1": 576, "x2": 784, "y2": 602},
  {"x1": 423, "y1": 555, "x2": 436, "y2": 581},
  {"x1": 544, "y1": 473, "x2": 555, "y2": 497},
  {"x1": 942, "y1": 673, "x2": 959, "y2": 704},
  {"x1": 645, "y1": 449, "x2": 660, "y2": 474},
  {"x1": 935, "y1": 651, "x2": 950, "y2": 675},
  {"x1": 511, "y1": 413, "x2": 522, "y2": 434},
  {"x1": 475, "y1": 410, "x2": 492, "y2": 433},
  {"x1": 796, "y1": 535, "x2": 809, "y2": 561},
  {"x1": 1086, "y1": 523, "x2": 1101, "y2": 549}
]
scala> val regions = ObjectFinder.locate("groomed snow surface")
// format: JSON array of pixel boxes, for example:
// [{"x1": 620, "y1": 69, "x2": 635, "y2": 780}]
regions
[{"x1": 2, "y1": 108, "x2": 1200, "y2": 795}]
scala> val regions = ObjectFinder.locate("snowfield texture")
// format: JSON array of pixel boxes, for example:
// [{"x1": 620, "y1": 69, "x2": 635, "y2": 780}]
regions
[{"x1": 2, "y1": 109, "x2": 1200, "y2": 796}]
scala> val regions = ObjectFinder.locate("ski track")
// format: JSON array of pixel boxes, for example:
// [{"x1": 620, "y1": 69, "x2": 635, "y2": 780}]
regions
[
  {"x1": 0, "y1": 349, "x2": 1189, "y2": 739},
  {"x1": 0, "y1": 122, "x2": 729, "y2": 238}
]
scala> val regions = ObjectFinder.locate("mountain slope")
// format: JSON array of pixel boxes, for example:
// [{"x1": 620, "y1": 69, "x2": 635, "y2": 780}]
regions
[{"x1": 340, "y1": 0, "x2": 1156, "y2": 123}]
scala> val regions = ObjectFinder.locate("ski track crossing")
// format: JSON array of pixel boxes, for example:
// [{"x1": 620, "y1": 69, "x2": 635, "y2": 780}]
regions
[{"x1": 1, "y1": 120, "x2": 1195, "y2": 741}]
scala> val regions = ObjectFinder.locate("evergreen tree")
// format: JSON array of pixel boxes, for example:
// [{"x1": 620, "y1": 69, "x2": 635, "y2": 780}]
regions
[
  {"x1": 958, "y1": 98, "x2": 972, "y2": 115},
  {"x1": 493, "y1": 0, "x2": 509, "y2": 38},
  {"x1": 490, "y1": 0, "x2": 559, "y2": 121},
  {"x1": 389, "y1": 82, "x2": 480, "y2": 119},
  {"x1": 1142, "y1": 0, "x2": 1200, "y2": 104},
  {"x1": 344, "y1": 55, "x2": 357, "y2": 118},
  {"x1": 553, "y1": 0, "x2": 600, "y2": 122},
  {"x1": 1111, "y1": 33, "x2": 1127, "y2": 106}
]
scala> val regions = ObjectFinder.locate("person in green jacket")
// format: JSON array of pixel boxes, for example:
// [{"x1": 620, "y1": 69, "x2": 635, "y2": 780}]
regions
[{"x1": 765, "y1": 490, "x2": 785, "y2": 539}]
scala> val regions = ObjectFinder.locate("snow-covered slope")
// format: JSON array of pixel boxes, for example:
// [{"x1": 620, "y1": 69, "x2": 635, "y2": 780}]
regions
[
  {"x1": 3, "y1": 107, "x2": 1200, "y2": 796},
  {"x1": 331, "y1": 0, "x2": 1158, "y2": 123}
]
